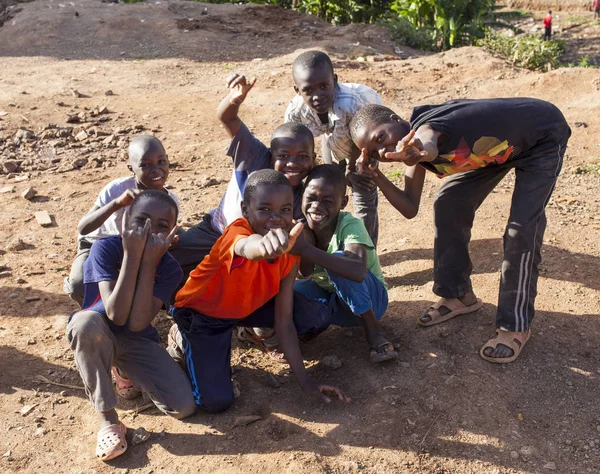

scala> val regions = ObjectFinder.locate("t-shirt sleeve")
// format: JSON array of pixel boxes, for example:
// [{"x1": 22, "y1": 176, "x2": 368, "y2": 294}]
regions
[
  {"x1": 356, "y1": 85, "x2": 383, "y2": 109},
  {"x1": 154, "y1": 254, "x2": 184, "y2": 309},
  {"x1": 218, "y1": 219, "x2": 253, "y2": 272},
  {"x1": 226, "y1": 123, "x2": 270, "y2": 172},
  {"x1": 94, "y1": 179, "x2": 128, "y2": 207},
  {"x1": 338, "y1": 216, "x2": 374, "y2": 250},
  {"x1": 84, "y1": 237, "x2": 122, "y2": 284}
]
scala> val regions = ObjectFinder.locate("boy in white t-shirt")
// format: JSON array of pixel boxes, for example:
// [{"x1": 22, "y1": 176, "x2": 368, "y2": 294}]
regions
[{"x1": 64, "y1": 135, "x2": 179, "y2": 305}]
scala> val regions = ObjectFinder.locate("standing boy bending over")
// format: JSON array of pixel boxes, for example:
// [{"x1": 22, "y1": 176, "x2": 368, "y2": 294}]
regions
[
  {"x1": 285, "y1": 50, "x2": 383, "y2": 245},
  {"x1": 64, "y1": 135, "x2": 179, "y2": 305},
  {"x1": 350, "y1": 99, "x2": 570, "y2": 363},
  {"x1": 67, "y1": 190, "x2": 196, "y2": 462},
  {"x1": 293, "y1": 165, "x2": 398, "y2": 364},
  {"x1": 172, "y1": 170, "x2": 349, "y2": 413}
]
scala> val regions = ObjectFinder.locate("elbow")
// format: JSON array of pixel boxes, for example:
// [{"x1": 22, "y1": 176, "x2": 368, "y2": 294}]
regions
[{"x1": 405, "y1": 209, "x2": 418, "y2": 220}]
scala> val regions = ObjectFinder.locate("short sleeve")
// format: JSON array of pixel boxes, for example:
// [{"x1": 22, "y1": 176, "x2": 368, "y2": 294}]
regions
[
  {"x1": 84, "y1": 237, "x2": 122, "y2": 284},
  {"x1": 94, "y1": 178, "x2": 131, "y2": 207},
  {"x1": 218, "y1": 219, "x2": 253, "y2": 272},
  {"x1": 338, "y1": 215, "x2": 374, "y2": 250},
  {"x1": 226, "y1": 123, "x2": 270, "y2": 172},
  {"x1": 154, "y1": 254, "x2": 184, "y2": 309}
]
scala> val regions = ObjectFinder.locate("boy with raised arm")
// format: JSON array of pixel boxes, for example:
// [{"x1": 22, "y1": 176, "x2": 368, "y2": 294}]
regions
[
  {"x1": 349, "y1": 99, "x2": 570, "y2": 364},
  {"x1": 67, "y1": 190, "x2": 196, "y2": 462},
  {"x1": 172, "y1": 170, "x2": 349, "y2": 413},
  {"x1": 293, "y1": 164, "x2": 398, "y2": 364}
]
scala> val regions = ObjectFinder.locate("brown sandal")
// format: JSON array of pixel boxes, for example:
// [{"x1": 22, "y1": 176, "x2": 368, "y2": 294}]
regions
[
  {"x1": 479, "y1": 329, "x2": 531, "y2": 364},
  {"x1": 418, "y1": 297, "x2": 483, "y2": 327}
]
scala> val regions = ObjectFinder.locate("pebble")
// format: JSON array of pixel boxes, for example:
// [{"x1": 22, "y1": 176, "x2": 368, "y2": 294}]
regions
[
  {"x1": 21, "y1": 187, "x2": 37, "y2": 200},
  {"x1": 131, "y1": 427, "x2": 151, "y2": 445},
  {"x1": 266, "y1": 373, "x2": 281, "y2": 389},
  {"x1": 543, "y1": 461, "x2": 557, "y2": 470},
  {"x1": 510, "y1": 451, "x2": 519, "y2": 459},
  {"x1": 35, "y1": 427, "x2": 48, "y2": 437},
  {"x1": 0, "y1": 185, "x2": 15, "y2": 193},
  {"x1": 321, "y1": 355, "x2": 342, "y2": 370},
  {"x1": 34, "y1": 211, "x2": 52, "y2": 227},
  {"x1": 105, "y1": 90, "x2": 114, "y2": 96}
]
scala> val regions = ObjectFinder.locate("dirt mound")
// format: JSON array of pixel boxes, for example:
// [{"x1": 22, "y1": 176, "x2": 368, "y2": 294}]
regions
[
  {"x1": 0, "y1": 0, "x2": 400, "y2": 61},
  {"x1": 507, "y1": 0, "x2": 592, "y2": 11}
]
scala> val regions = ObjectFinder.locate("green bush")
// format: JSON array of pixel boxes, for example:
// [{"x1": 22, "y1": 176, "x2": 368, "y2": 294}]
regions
[
  {"x1": 384, "y1": 17, "x2": 437, "y2": 51},
  {"x1": 479, "y1": 30, "x2": 565, "y2": 71}
]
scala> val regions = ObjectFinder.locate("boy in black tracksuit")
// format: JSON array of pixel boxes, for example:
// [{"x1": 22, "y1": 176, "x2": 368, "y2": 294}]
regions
[{"x1": 349, "y1": 98, "x2": 571, "y2": 363}]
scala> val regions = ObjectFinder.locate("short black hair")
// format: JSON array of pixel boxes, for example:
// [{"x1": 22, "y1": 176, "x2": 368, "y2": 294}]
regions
[
  {"x1": 292, "y1": 50, "x2": 334, "y2": 77},
  {"x1": 306, "y1": 164, "x2": 346, "y2": 197},
  {"x1": 270, "y1": 122, "x2": 315, "y2": 152},
  {"x1": 243, "y1": 169, "x2": 293, "y2": 205},
  {"x1": 349, "y1": 104, "x2": 398, "y2": 142},
  {"x1": 130, "y1": 189, "x2": 179, "y2": 222},
  {"x1": 129, "y1": 134, "x2": 166, "y2": 162}
]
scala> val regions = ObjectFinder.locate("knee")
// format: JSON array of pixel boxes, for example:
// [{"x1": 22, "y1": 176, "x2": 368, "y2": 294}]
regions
[
  {"x1": 66, "y1": 312, "x2": 108, "y2": 351},
  {"x1": 200, "y1": 392, "x2": 235, "y2": 414},
  {"x1": 168, "y1": 397, "x2": 198, "y2": 420},
  {"x1": 64, "y1": 275, "x2": 85, "y2": 303}
]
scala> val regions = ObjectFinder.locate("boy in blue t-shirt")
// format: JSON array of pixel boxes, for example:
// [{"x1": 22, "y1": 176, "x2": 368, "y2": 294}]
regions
[
  {"x1": 292, "y1": 165, "x2": 398, "y2": 364},
  {"x1": 67, "y1": 190, "x2": 196, "y2": 462}
]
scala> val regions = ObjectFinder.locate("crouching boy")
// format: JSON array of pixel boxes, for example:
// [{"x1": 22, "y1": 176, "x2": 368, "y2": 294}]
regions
[
  {"x1": 172, "y1": 169, "x2": 349, "y2": 413},
  {"x1": 67, "y1": 190, "x2": 196, "y2": 462},
  {"x1": 293, "y1": 165, "x2": 398, "y2": 364}
]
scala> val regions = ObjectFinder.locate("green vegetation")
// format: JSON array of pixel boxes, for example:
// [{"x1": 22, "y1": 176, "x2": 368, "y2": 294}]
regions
[
  {"x1": 385, "y1": 169, "x2": 404, "y2": 181},
  {"x1": 479, "y1": 30, "x2": 565, "y2": 71},
  {"x1": 575, "y1": 161, "x2": 600, "y2": 176}
]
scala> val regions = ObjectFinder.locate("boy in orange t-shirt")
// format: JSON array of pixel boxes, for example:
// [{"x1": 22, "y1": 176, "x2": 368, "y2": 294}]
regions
[{"x1": 172, "y1": 169, "x2": 349, "y2": 413}]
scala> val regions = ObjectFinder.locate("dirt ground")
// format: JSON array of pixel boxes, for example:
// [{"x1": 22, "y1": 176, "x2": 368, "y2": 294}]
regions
[{"x1": 1, "y1": 1, "x2": 599, "y2": 473}]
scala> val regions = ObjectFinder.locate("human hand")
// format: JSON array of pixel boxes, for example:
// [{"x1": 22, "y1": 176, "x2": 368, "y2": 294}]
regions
[
  {"x1": 142, "y1": 224, "x2": 179, "y2": 266},
  {"x1": 356, "y1": 148, "x2": 379, "y2": 178},
  {"x1": 289, "y1": 224, "x2": 311, "y2": 256},
  {"x1": 256, "y1": 222, "x2": 304, "y2": 259},
  {"x1": 301, "y1": 379, "x2": 351, "y2": 403},
  {"x1": 226, "y1": 73, "x2": 257, "y2": 106},
  {"x1": 383, "y1": 129, "x2": 428, "y2": 165},
  {"x1": 121, "y1": 210, "x2": 150, "y2": 258},
  {"x1": 115, "y1": 188, "x2": 140, "y2": 208},
  {"x1": 346, "y1": 157, "x2": 376, "y2": 191},
  {"x1": 168, "y1": 233, "x2": 180, "y2": 250}
]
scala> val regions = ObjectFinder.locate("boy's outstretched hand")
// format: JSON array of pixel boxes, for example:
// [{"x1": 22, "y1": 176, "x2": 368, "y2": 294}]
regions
[
  {"x1": 302, "y1": 379, "x2": 351, "y2": 404},
  {"x1": 142, "y1": 224, "x2": 179, "y2": 266},
  {"x1": 227, "y1": 73, "x2": 257, "y2": 106},
  {"x1": 256, "y1": 222, "x2": 304, "y2": 260},
  {"x1": 383, "y1": 130, "x2": 428, "y2": 165}
]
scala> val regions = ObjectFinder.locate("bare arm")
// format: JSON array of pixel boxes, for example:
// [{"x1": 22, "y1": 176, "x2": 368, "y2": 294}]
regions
[
  {"x1": 371, "y1": 165, "x2": 426, "y2": 219},
  {"x1": 78, "y1": 189, "x2": 138, "y2": 235},
  {"x1": 234, "y1": 223, "x2": 304, "y2": 261},
  {"x1": 275, "y1": 265, "x2": 350, "y2": 403},
  {"x1": 216, "y1": 73, "x2": 256, "y2": 138},
  {"x1": 128, "y1": 225, "x2": 179, "y2": 332},
  {"x1": 100, "y1": 216, "x2": 149, "y2": 326},
  {"x1": 297, "y1": 242, "x2": 367, "y2": 283}
]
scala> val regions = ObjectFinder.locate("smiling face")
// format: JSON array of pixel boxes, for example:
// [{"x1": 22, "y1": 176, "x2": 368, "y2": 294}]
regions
[
  {"x1": 271, "y1": 135, "x2": 314, "y2": 188},
  {"x1": 293, "y1": 65, "x2": 337, "y2": 116},
  {"x1": 128, "y1": 145, "x2": 170, "y2": 190},
  {"x1": 352, "y1": 116, "x2": 412, "y2": 164},
  {"x1": 127, "y1": 196, "x2": 177, "y2": 236},
  {"x1": 302, "y1": 177, "x2": 347, "y2": 234},
  {"x1": 241, "y1": 184, "x2": 294, "y2": 237}
]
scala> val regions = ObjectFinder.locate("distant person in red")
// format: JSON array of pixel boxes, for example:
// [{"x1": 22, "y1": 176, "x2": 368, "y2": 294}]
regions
[
  {"x1": 543, "y1": 10, "x2": 552, "y2": 40},
  {"x1": 593, "y1": 0, "x2": 600, "y2": 20}
]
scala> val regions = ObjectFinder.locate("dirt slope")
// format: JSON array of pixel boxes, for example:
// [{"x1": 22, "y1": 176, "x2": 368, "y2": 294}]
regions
[{"x1": 1, "y1": 2, "x2": 600, "y2": 474}]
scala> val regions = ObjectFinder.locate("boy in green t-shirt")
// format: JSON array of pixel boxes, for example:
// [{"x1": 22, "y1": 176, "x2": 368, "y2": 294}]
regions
[{"x1": 293, "y1": 165, "x2": 398, "y2": 364}]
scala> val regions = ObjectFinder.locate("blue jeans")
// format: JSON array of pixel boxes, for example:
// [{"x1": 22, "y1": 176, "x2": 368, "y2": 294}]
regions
[{"x1": 294, "y1": 262, "x2": 388, "y2": 328}]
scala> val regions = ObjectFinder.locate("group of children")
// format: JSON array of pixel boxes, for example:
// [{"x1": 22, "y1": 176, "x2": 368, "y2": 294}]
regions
[{"x1": 64, "y1": 50, "x2": 571, "y2": 461}]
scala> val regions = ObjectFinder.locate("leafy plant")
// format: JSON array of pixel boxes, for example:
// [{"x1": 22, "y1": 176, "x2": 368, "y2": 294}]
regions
[
  {"x1": 479, "y1": 30, "x2": 565, "y2": 71},
  {"x1": 384, "y1": 16, "x2": 437, "y2": 51}
]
